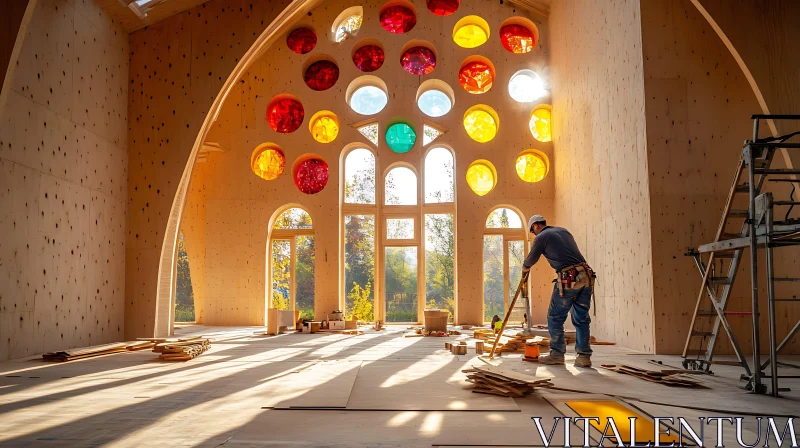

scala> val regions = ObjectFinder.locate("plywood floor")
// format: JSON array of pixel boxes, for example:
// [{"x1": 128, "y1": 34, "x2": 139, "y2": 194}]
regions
[{"x1": 0, "y1": 325, "x2": 797, "y2": 447}]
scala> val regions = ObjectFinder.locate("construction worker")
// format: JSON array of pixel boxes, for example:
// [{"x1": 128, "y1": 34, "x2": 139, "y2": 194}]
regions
[{"x1": 521, "y1": 215, "x2": 595, "y2": 368}]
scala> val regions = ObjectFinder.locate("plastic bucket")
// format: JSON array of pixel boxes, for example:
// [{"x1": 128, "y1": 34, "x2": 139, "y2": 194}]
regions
[{"x1": 524, "y1": 344, "x2": 540, "y2": 359}]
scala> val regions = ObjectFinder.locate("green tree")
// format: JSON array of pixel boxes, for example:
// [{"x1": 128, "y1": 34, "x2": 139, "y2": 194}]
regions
[
  {"x1": 385, "y1": 247, "x2": 418, "y2": 322},
  {"x1": 271, "y1": 240, "x2": 291, "y2": 310},
  {"x1": 346, "y1": 281, "x2": 374, "y2": 322},
  {"x1": 175, "y1": 233, "x2": 195, "y2": 322},
  {"x1": 295, "y1": 235, "x2": 315, "y2": 320},
  {"x1": 344, "y1": 215, "x2": 375, "y2": 318},
  {"x1": 425, "y1": 214, "x2": 455, "y2": 322},
  {"x1": 483, "y1": 235, "x2": 504, "y2": 322}
]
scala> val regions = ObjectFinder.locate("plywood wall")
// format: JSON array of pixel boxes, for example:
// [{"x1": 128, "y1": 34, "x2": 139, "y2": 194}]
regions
[
  {"x1": 548, "y1": 0, "x2": 654, "y2": 352},
  {"x1": 642, "y1": 0, "x2": 800, "y2": 354},
  {"x1": 179, "y1": 0, "x2": 555, "y2": 326},
  {"x1": 125, "y1": 0, "x2": 294, "y2": 337},
  {"x1": 0, "y1": 0, "x2": 128, "y2": 361},
  {"x1": 691, "y1": 0, "x2": 800, "y2": 137}
]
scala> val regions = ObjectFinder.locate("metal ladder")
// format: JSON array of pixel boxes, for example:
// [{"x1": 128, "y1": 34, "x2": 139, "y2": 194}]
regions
[{"x1": 682, "y1": 143, "x2": 777, "y2": 376}]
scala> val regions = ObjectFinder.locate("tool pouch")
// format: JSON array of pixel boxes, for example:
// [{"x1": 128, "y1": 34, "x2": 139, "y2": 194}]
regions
[{"x1": 556, "y1": 263, "x2": 596, "y2": 297}]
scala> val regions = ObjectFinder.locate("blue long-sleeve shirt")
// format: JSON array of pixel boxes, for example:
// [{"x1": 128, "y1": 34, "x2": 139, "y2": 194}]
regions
[{"x1": 523, "y1": 226, "x2": 586, "y2": 271}]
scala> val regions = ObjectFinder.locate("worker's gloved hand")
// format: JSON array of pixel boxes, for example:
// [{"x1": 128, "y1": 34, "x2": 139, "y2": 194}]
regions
[{"x1": 522, "y1": 266, "x2": 530, "y2": 273}]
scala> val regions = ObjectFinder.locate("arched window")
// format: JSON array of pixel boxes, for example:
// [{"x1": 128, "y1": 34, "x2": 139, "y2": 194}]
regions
[
  {"x1": 422, "y1": 147, "x2": 456, "y2": 322},
  {"x1": 341, "y1": 145, "x2": 457, "y2": 324},
  {"x1": 270, "y1": 207, "x2": 315, "y2": 320},
  {"x1": 344, "y1": 148, "x2": 376, "y2": 204},
  {"x1": 341, "y1": 147, "x2": 378, "y2": 324},
  {"x1": 424, "y1": 147, "x2": 454, "y2": 203},
  {"x1": 385, "y1": 166, "x2": 417, "y2": 205},
  {"x1": 483, "y1": 207, "x2": 527, "y2": 324}
]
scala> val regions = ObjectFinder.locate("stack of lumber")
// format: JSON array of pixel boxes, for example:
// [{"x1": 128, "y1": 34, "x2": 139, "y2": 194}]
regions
[
  {"x1": 126, "y1": 341, "x2": 157, "y2": 351},
  {"x1": 43, "y1": 342, "x2": 130, "y2": 362},
  {"x1": 463, "y1": 366, "x2": 554, "y2": 397},
  {"x1": 42, "y1": 340, "x2": 157, "y2": 362},
  {"x1": 600, "y1": 364, "x2": 707, "y2": 388},
  {"x1": 153, "y1": 337, "x2": 211, "y2": 361},
  {"x1": 472, "y1": 329, "x2": 493, "y2": 340},
  {"x1": 529, "y1": 335, "x2": 611, "y2": 347},
  {"x1": 483, "y1": 334, "x2": 536, "y2": 353}
]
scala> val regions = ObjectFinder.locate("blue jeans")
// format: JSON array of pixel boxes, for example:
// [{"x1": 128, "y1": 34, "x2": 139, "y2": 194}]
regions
[{"x1": 547, "y1": 283, "x2": 593, "y2": 356}]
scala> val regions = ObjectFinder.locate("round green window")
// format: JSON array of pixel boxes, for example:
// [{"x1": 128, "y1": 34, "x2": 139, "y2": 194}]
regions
[{"x1": 385, "y1": 123, "x2": 416, "y2": 153}]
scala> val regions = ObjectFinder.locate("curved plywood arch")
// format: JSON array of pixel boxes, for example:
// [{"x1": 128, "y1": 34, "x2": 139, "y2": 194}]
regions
[
  {"x1": 687, "y1": 0, "x2": 774, "y2": 135},
  {"x1": 137, "y1": 0, "x2": 556, "y2": 333},
  {"x1": 688, "y1": 0, "x2": 800, "y2": 174},
  {"x1": 151, "y1": 0, "x2": 323, "y2": 337}
]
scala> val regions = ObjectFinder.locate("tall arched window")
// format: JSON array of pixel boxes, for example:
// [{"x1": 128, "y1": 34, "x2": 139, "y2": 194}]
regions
[
  {"x1": 483, "y1": 207, "x2": 527, "y2": 323},
  {"x1": 383, "y1": 164, "x2": 419, "y2": 323},
  {"x1": 270, "y1": 207, "x2": 315, "y2": 320},
  {"x1": 342, "y1": 147, "x2": 377, "y2": 324},
  {"x1": 422, "y1": 147, "x2": 455, "y2": 322},
  {"x1": 341, "y1": 146, "x2": 457, "y2": 325}
]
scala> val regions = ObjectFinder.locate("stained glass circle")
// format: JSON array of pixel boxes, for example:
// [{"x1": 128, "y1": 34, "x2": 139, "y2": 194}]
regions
[
  {"x1": 385, "y1": 123, "x2": 417, "y2": 153},
  {"x1": 463, "y1": 105, "x2": 498, "y2": 143},
  {"x1": 251, "y1": 144, "x2": 286, "y2": 181},
  {"x1": 515, "y1": 150, "x2": 549, "y2": 183},
  {"x1": 304, "y1": 60, "x2": 339, "y2": 91},
  {"x1": 380, "y1": 5, "x2": 417, "y2": 34},
  {"x1": 309, "y1": 111, "x2": 339, "y2": 144},
  {"x1": 500, "y1": 24, "x2": 535, "y2": 54},
  {"x1": 286, "y1": 28, "x2": 317, "y2": 54},
  {"x1": 458, "y1": 60, "x2": 494, "y2": 94},
  {"x1": 529, "y1": 106, "x2": 552, "y2": 142},
  {"x1": 401, "y1": 46, "x2": 436, "y2": 75},
  {"x1": 353, "y1": 44, "x2": 385, "y2": 72},
  {"x1": 267, "y1": 97, "x2": 304, "y2": 133},
  {"x1": 294, "y1": 157, "x2": 329, "y2": 195},
  {"x1": 466, "y1": 160, "x2": 496, "y2": 196},
  {"x1": 426, "y1": 0, "x2": 459, "y2": 16},
  {"x1": 453, "y1": 16, "x2": 489, "y2": 48}
]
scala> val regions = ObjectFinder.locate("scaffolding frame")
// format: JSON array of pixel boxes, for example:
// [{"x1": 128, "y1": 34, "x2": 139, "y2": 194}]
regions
[{"x1": 683, "y1": 114, "x2": 800, "y2": 396}]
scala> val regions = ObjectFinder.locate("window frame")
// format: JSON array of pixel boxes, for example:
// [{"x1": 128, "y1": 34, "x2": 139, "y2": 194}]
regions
[
  {"x1": 482, "y1": 206, "x2": 529, "y2": 323},
  {"x1": 267, "y1": 206, "x2": 315, "y2": 319},
  {"x1": 339, "y1": 145, "x2": 457, "y2": 324}
]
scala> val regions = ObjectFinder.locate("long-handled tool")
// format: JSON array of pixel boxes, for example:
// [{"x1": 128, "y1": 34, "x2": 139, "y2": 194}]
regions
[{"x1": 487, "y1": 271, "x2": 530, "y2": 359}]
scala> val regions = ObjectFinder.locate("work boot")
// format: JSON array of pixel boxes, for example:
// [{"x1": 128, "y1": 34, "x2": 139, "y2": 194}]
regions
[
  {"x1": 574, "y1": 355, "x2": 592, "y2": 368},
  {"x1": 537, "y1": 352, "x2": 565, "y2": 365}
]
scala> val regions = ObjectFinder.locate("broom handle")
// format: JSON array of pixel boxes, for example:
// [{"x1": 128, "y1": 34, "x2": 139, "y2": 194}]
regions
[{"x1": 489, "y1": 271, "x2": 530, "y2": 359}]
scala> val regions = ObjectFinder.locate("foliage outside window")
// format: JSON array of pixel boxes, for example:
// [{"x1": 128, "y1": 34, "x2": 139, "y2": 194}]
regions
[
  {"x1": 271, "y1": 208, "x2": 315, "y2": 320},
  {"x1": 425, "y1": 214, "x2": 455, "y2": 322},
  {"x1": 175, "y1": 233, "x2": 195, "y2": 322},
  {"x1": 483, "y1": 208, "x2": 526, "y2": 323},
  {"x1": 345, "y1": 215, "x2": 375, "y2": 322},
  {"x1": 342, "y1": 145, "x2": 455, "y2": 324}
]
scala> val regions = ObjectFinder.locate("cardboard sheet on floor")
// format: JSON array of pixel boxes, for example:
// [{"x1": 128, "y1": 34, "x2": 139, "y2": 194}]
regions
[
  {"x1": 273, "y1": 360, "x2": 362, "y2": 409},
  {"x1": 234, "y1": 407, "x2": 552, "y2": 447},
  {"x1": 207, "y1": 360, "x2": 360, "y2": 410},
  {"x1": 345, "y1": 360, "x2": 520, "y2": 411},
  {"x1": 430, "y1": 393, "x2": 587, "y2": 446}
]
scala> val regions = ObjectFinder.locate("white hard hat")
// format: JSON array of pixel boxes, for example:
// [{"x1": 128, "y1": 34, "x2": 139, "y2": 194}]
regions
[{"x1": 527, "y1": 214, "x2": 546, "y2": 231}]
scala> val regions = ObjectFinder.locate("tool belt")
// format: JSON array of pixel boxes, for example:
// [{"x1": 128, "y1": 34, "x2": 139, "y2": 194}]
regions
[{"x1": 553, "y1": 262, "x2": 598, "y2": 315}]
